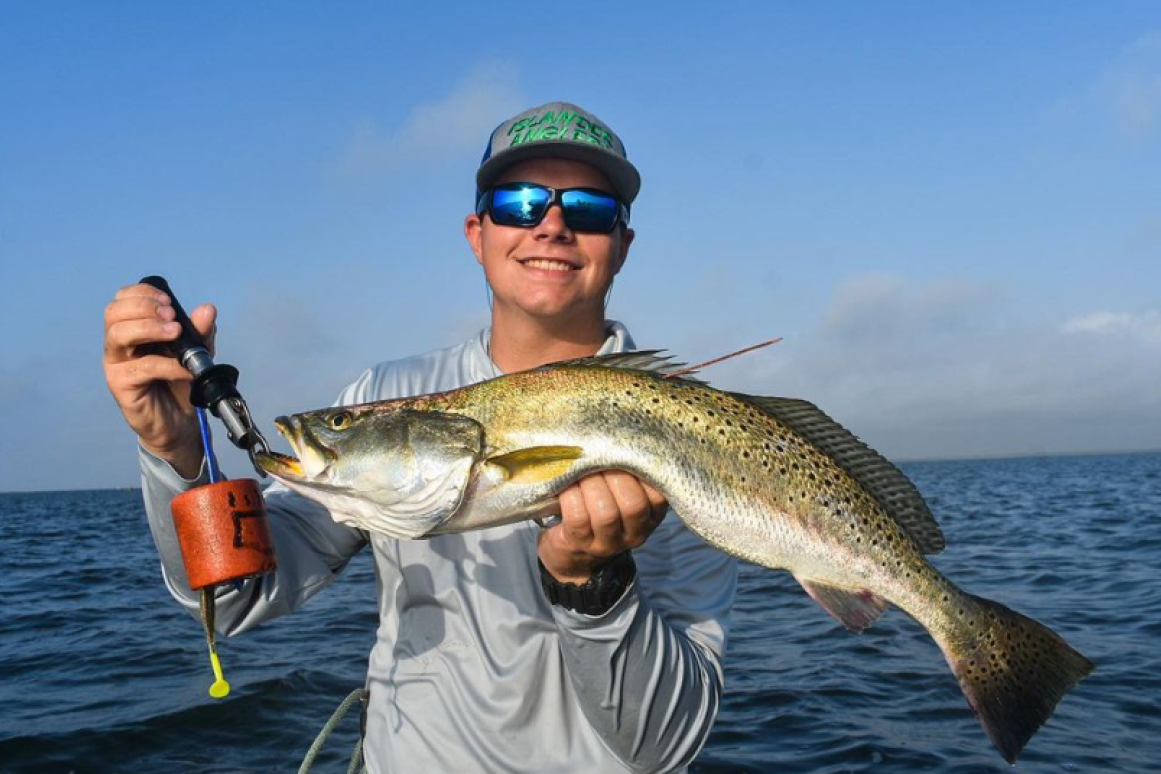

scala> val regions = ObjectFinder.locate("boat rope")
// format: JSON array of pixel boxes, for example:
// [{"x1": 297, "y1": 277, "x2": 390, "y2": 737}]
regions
[{"x1": 298, "y1": 687, "x2": 369, "y2": 774}]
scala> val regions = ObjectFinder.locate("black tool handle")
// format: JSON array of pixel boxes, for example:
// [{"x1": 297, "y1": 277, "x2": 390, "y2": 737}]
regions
[{"x1": 139, "y1": 275, "x2": 209, "y2": 359}]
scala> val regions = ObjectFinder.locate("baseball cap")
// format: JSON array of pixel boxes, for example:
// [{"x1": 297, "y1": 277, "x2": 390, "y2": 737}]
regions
[{"x1": 476, "y1": 101, "x2": 641, "y2": 204}]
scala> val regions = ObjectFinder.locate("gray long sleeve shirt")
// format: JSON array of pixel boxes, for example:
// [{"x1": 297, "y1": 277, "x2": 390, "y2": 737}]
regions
[{"x1": 140, "y1": 322, "x2": 738, "y2": 773}]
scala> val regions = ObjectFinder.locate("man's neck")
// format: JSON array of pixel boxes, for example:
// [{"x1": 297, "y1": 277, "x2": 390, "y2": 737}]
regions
[{"x1": 489, "y1": 306, "x2": 608, "y2": 373}]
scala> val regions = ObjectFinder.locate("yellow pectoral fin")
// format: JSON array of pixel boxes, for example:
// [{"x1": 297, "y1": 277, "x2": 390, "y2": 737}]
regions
[{"x1": 487, "y1": 446, "x2": 584, "y2": 484}]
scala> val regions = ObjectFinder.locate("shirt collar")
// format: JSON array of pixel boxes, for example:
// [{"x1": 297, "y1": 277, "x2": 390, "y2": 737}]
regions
[{"x1": 471, "y1": 320, "x2": 637, "y2": 382}]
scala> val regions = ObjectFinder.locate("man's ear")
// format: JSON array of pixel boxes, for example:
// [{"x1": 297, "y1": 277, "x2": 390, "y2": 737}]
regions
[
  {"x1": 465, "y1": 213, "x2": 485, "y2": 266},
  {"x1": 615, "y1": 227, "x2": 635, "y2": 275}
]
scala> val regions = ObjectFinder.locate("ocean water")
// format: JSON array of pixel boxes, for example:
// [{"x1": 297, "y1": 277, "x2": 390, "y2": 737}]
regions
[{"x1": 1, "y1": 452, "x2": 1158, "y2": 773}]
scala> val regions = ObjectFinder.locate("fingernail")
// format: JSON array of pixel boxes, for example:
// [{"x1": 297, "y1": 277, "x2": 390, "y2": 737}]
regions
[{"x1": 164, "y1": 322, "x2": 181, "y2": 334}]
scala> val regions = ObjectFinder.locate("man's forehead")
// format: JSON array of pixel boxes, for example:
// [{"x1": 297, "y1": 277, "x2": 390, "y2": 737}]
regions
[{"x1": 493, "y1": 158, "x2": 615, "y2": 192}]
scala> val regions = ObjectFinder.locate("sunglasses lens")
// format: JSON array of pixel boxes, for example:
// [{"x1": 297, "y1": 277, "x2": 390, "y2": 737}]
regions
[
  {"x1": 490, "y1": 185, "x2": 551, "y2": 226},
  {"x1": 561, "y1": 190, "x2": 619, "y2": 232}
]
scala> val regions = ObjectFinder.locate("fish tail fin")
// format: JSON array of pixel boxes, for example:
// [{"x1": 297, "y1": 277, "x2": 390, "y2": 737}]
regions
[{"x1": 937, "y1": 593, "x2": 1094, "y2": 763}]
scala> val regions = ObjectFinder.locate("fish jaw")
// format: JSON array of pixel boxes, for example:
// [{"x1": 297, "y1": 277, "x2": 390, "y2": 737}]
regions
[
  {"x1": 273, "y1": 455, "x2": 478, "y2": 539},
  {"x1": 254, "y1": 415, "x2": 336, "y2": 482},
  {"x1": 254, "y1": 449, "x2": 304, "y2": 479}
]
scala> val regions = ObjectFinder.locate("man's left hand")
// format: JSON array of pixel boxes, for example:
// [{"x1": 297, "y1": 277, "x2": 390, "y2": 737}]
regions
[{"x1": 537, "y1": 471, "x2": 669, "y2": 584}]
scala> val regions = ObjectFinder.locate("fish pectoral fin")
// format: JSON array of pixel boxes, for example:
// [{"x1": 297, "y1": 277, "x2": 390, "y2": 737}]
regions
[
  {"x1": 486, "y1": 446, "x2": 584, "y2": 485},
  {"x1": 796, "y1": 578, "x2": 889, "y2": 634}
]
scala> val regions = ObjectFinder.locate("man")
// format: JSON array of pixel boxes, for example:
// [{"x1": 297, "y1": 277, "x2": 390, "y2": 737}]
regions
[{"x1": 103, "y1": 102, "x2": 738, "y2": 773}]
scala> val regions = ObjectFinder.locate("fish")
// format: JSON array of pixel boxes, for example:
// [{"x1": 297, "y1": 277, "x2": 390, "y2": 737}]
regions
[{"x1": 254, "y1": 351, "x2": 1093, "y2": 762}]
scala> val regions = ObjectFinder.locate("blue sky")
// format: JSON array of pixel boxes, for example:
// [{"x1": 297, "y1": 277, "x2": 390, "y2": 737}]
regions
[{"x1": 2, "y1": 3, "x2": 1159, "y2": 491}]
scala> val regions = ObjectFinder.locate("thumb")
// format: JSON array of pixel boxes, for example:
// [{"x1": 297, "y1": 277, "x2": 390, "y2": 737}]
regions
[{"x1": 190, "y1": 303, "x2": 218, "y2": 356}]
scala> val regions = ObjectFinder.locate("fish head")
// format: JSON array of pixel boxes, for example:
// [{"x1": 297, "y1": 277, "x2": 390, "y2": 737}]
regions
[{"x1": 255, "y1": 405, "x2": 485, "y2": 539}]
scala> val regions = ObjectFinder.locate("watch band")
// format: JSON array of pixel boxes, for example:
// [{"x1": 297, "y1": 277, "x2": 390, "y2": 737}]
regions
[{"x1": 539, "y1": 551, "x2": 637, "y2": 615}]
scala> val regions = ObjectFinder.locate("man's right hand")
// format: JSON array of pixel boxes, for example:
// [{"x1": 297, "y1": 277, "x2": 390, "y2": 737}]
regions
[{"x1": 103, "y1": 282, "x2": 218, "y2": 479}]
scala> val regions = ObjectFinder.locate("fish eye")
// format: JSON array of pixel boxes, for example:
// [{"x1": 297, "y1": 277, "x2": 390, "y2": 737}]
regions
[{"x1": 329, "y1": 411, "x2": 353, "y2": 430}]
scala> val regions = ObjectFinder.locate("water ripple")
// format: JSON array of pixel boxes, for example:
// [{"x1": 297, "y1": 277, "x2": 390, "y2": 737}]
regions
[{"x1": 3, "y1": 454, "x2": 1160, "y2": 772}]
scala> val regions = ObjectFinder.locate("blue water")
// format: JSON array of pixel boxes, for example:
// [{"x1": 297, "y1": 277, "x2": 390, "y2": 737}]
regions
[{"x1": 1, "y1": 453, "x2": 1158, "y2": 773}]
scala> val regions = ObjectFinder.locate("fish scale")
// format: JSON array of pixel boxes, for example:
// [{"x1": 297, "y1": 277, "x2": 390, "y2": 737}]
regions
[{"x1": 256, "y1": 351, "x2": 1093, "y2": 763}]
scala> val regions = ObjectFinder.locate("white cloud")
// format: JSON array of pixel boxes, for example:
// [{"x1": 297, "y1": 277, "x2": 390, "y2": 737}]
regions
[
  {"x1": 703, "y1": 275, "x2": 1161, "y2": 460},
  {"x1": 1062, "y1": 310, "x2": 1161, "y2": 345},
  {"x1": 341, "y1": 61, "x2": 523, "y2": 174}
]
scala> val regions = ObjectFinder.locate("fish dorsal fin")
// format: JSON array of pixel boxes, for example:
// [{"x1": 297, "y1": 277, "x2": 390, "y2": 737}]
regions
[
  {"x1": 487, "y1": 446, "x2": 584, "y2": 485},
  {"x1": 546, "y1": 350, "x2": 706, "y2": 383},
  {"x1": 732, "y1": 394, "x2": 945, "y2": 554}
]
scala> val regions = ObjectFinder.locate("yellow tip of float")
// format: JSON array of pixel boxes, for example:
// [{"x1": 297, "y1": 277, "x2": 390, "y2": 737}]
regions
[{"x1": 208, "y1": 650, "x2": 231, "y2": 699}]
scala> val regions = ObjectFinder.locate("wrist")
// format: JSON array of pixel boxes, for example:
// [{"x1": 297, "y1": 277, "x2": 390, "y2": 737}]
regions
[
  {"x1": 537, "y1": 542, "x2": 615, "y2": 585},
  {"x1": 539, "y1": 551, "x2": 636, "y2": 615},
  {"x1": 142, "y1": 429, "x2": 204, "y2": 480}
]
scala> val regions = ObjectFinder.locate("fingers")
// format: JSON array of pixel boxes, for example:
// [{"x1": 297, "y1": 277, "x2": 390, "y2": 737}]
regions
[
  {"x1": 189, "y1": 303, "x2": 218, "y2": 355},
  {"x1": 106, "y1": 354, "x2": 194, "y2": 391},
  {"x1": 557, "y1": 485, "x2": 595, "y2": 548},
  {"x1": 104, "y1": 317, "x2": 181, "y2": 360},
  {"x1": 556, "y1": 472, "x2": 667, "y2": 556},
  {"x1": 104, "y1": 294, "x2": 180, "y2": 363},
  {"x1": 104, "y1": 288, "x2": 217, "y2": 363}
]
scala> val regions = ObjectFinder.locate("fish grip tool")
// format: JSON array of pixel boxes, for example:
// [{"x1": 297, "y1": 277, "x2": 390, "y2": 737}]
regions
[
  {"x1": 140, "y1": 275, "x2": 278, "y2": 699},
  {"x1": 140, "y1": 275, "x2": 272, "y2": 473}
]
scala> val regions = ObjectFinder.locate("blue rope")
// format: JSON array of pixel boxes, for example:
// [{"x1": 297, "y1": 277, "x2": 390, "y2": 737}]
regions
[{"x1": 196, "y1": 407, "x2": 222, "y2": 483}]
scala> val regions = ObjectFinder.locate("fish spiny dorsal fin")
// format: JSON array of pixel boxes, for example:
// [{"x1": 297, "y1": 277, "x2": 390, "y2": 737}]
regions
[
  {"x1": 546, "y1": 350, "x2": 707, "y2": 383},
  {"x1": 731, "y1": 394, "x2": 946, "y2": 555}
]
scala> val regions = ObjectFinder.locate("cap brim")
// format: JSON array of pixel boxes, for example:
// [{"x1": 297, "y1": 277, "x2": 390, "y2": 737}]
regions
[{"x1": 476, "y1": 141, "x2": 641, "y2": 204}]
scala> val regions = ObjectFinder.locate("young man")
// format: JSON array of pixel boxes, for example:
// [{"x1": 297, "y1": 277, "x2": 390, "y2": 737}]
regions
[{"x1": 103, "y1": 102, "x2": 738, "y2": 773}]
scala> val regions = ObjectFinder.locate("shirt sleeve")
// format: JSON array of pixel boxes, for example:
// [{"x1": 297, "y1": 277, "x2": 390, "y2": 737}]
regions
[
  {"x1": 549, "y1": 514, "x2": 738, "y2": 773},
  {"x1": 139, "y1": 373, "x2": 374, "y2": 636}
]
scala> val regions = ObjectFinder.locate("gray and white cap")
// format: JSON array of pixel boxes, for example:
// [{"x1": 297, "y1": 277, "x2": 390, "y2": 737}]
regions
[{"x1": 476, "y1": 101, "x2": 641, "y2": 204}]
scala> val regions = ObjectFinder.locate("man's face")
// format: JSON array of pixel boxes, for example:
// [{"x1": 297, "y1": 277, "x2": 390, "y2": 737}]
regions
[{"x1": 465, "y1": 158, "x2": 634, "y2": 325}]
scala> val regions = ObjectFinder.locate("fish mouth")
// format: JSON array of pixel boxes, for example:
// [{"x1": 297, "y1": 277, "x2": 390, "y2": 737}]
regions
[
  {"x1": 254, "y1": 415, "x2": 323, "y2": 480},
  {"x1": 255, "y1": 448, "x2": 304, "y2": 479}
]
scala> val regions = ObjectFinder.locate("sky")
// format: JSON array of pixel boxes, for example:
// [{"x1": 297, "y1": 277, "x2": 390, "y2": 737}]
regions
[{"x1": 2, "y1": 3, "x2": 1159, "y2": 492}]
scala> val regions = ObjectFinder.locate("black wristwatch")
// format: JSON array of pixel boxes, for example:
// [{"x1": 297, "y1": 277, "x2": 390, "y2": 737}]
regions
[{"x1": 539, "y1": 551, "x2": 637, "y2": 615}]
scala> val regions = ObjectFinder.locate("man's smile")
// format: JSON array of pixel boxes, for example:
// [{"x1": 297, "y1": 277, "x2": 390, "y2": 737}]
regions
[{"x1": 517, "y1": 257, "x2": 580, "y2": 272}]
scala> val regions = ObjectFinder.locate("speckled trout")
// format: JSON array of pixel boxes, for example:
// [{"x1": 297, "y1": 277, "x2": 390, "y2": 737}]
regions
[{"x1": 255, "y1": 352, "x2": 1092, "y2": 762}]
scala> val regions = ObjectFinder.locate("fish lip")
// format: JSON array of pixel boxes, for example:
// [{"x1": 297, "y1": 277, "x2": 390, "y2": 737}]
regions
[
  {"x1": 255, "y1": 448, "x2": 304, "y2": 479},
  {"x1": 255, "y1": 415, "x2": 313, "y2": 480}
]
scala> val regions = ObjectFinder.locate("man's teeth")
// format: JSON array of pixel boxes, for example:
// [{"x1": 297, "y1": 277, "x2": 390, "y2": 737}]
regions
[{"x1": 522, "y1": 259, "x2": 574, "y2": 271}]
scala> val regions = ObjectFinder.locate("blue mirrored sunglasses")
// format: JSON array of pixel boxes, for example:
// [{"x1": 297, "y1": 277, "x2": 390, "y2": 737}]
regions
[{"x1": 476, "y1": 183, "x2": 629, "y2": 234}]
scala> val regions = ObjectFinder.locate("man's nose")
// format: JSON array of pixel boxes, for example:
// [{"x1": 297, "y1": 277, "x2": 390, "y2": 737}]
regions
[{"x1": 533, "y1": 204, "x2": 573, "y2": 240}]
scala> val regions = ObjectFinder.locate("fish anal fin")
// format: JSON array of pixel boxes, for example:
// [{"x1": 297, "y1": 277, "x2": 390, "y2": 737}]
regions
[
  {"x1": 797, "y1": 578, "x2": 889, "y2": 633},
  {"x1": 487, "y1": 446, "x2": 584, "y2": 485}
]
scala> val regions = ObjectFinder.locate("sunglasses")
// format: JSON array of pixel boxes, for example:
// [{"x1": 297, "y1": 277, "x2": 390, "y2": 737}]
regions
[{"x1": 476, "y1": 182, "x2": 629, "y2": 233}]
